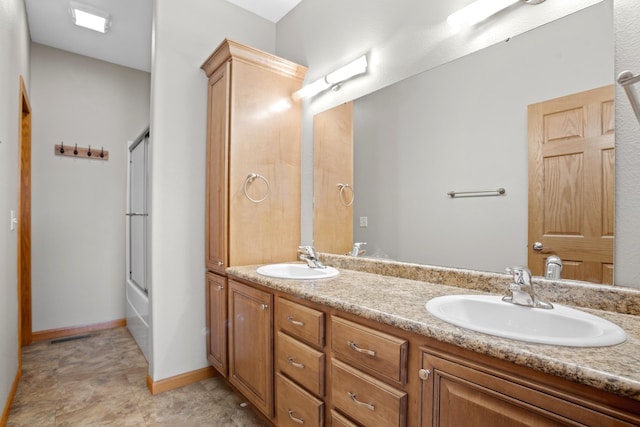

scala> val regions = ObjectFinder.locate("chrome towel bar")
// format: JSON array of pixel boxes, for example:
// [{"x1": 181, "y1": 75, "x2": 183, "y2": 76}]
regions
[{"x1": 447, "y1": 188, "x2": 506, "y2": 198}]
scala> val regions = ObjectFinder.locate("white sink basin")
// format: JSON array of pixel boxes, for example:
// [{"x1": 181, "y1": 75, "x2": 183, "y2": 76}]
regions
[
  {"x1": 426, "y1": 294, "x2": 627, "y2": 347},
  {"x1": 256, "y1": 263, "x2": 339, "y2": 280}
]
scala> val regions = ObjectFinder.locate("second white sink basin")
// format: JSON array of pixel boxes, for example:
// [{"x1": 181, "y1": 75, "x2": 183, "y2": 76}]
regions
[
  {"x1": 257, "y1": 263, "x2": 339, "y2": 280},
  {"x1": 426, "y1": 294, "x2": 627, "y2": 347}
]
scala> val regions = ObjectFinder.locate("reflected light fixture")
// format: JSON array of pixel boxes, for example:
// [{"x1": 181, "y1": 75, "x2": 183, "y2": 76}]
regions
[
  {"x1": 447, "y1": 0, "x2": 545, "y2": 30},
  {"x1": 292, "y1": 55, "x2": 368, "y2": 100},
  {"x1": 70, "y1": 1, "x2": 111, "y2": 33}
]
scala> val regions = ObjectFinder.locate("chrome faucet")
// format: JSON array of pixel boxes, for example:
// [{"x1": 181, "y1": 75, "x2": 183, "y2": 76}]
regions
[
  {"x1": 545, "y1": 256, "x2": 563, "y2": 280},
  {"x1": 348, "y1": 242, "x2": 367, "y2": 257},
  {"x1": 502, "y1": 266, "x2": 553, "y2": 309},
  {"x1": 298, "y1": 245, "x2": 326, "y2": 269}
]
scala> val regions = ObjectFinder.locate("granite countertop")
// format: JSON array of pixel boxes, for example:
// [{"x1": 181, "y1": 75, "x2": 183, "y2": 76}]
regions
[{"x1": 227, "y1": 261, "x2": 640, "y2": 402}]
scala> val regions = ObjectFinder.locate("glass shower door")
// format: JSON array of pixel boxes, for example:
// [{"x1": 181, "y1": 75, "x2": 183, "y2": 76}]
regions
[{"x1": 128, "y1": 131, "x2": 148, "y2": 292}]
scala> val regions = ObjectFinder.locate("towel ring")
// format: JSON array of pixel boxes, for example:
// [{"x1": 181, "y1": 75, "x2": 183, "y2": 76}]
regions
[
  {"x1": 244, "y1": 173, "x2": 270, "y2": 203},
  {"x1": 337, "y1": 183, "x2": 354, "y2": 207}
]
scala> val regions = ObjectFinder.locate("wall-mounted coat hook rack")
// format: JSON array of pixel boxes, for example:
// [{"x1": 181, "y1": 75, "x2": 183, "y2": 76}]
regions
[{"x1": 55, "y1": 142, "x2": 109, "y2": 160}]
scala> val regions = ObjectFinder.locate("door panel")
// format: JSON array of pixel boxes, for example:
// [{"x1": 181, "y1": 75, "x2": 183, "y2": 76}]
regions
[{"x1": 528, "y1": 86, "x2": 614, "y2": 284}]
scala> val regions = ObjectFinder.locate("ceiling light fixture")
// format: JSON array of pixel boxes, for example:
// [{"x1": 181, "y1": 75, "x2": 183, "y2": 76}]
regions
[
  {"x1": 70, "y1": 1, "x2": 111, "y2": 34},
  {"x1": 292, "y1": 55, "x2": 368, "y2": 100},
  {"x1": 447, "y1": 0, "x2": 545, "y2": 30}
]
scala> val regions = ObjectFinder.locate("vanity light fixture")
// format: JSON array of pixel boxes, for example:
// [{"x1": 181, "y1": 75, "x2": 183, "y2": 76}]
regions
[
  {"x1": 447, "y1": 0, "x2": 545, "y2": 30},
  {"x1": 70, "y1": 1, "x2": 111, "y2": 34},
  {"x1": 292, "y1": 55, "x2": 368, "y2": 100}
]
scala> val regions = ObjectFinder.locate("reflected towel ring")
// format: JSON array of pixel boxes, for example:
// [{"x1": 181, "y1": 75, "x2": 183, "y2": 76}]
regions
[
  {"x1": 244, "y1": 173, "x2": 270, "y2": 203},
  {"x1": 337, "y1": 183, "x2": 354, "y2": 206}
]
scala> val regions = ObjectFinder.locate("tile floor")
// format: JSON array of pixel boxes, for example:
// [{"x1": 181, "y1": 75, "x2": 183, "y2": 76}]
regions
[{"x1": 7, "y1": 327, "x2": 268, "y2": 426}]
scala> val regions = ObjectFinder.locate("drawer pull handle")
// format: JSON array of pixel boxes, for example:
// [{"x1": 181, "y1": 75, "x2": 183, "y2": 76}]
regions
[
  {"x1": 288, "y1": 410, "x2": 305, "y2": 424},
  {"x1": 348, "y1": 392, "x2": 375, "y2": 411},
  {"x1": 287, "y1": 356, "x2": 305, "y2": 369},
  {"x1": 287, "y1": 316, "x2": 305, "y2": 327},
  {"x1": 348, "y1": 341, "x2": 376, "y2": 356}
]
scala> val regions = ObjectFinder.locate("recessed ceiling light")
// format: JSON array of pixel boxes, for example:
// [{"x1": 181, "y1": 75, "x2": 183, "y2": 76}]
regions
[{"x1": 69, "y1": 1, "x2": 111, "y2": 33}]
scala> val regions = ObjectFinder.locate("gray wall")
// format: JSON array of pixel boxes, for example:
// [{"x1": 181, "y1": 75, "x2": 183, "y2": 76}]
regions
[
  {"x1": 0, "y1": 0, "x2": 30, "y2": 410},
  {"x1": 149, "y1": 0, "x2": 275, "y2": 380},
  {"x1": 30, "y1": 44, "x2": 150, "y2": 332},
  {"x1": 614, "y1": 0, "x2": 640, "y2": 287}
]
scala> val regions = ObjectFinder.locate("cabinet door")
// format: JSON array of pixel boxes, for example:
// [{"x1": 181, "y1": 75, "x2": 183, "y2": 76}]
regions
[
  {"x1": 205, "y1": 64, "x2": 229, "y2": 274},
  {"x1": 206, "y1": 272, "x2": 227, "y2": 376},
  {"x1": 227, "y1": 60, "x2": 302, "y2": 267},
  {"x1": 313, "y1": 101, "x2": 354, "y2": 254},
  {"x1": 420, "y1": 350, "x2": 635, "y2": 427},
  {"x1": 228, "y1": 280, "x2": 274, "y2": 418}
]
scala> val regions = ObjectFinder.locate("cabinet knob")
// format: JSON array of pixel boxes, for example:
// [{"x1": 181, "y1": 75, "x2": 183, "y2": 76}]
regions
[
  {"x1": 217, "y1": 285, "x2": 224, "y2": 291},
  {"x1": 419, "y1": 368, "x2": 431, "y2": 380},
  {"x1": 217, "y1": 261, "x2": 224, "y2": 267},
  {"x1": 260, "y1": 303, "x2": 268, "y2": 311}
]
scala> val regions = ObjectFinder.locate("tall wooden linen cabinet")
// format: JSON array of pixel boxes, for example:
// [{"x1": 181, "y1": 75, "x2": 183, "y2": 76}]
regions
[{"x1": 201, "y1": 39, "x2": 307, "y2": 419}]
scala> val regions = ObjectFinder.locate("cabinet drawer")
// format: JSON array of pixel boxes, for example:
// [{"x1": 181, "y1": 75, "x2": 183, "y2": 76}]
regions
[
  {"x1": 277, "y1": 331, "x2": 325, "y2": 397},
  {"x1": 331, "y1": 410, "x2": 359, "y2": 427},
  {"x1": 277, "y1": 297, "x2": 324, "y2": 347},
  {"x1": 276, "y1": 373, "x2": 324, "y2": 427},
  {"x1": 331, "y1": 359, "x2": 407, "y2": 427},
  {"x1": 331, "y1": 316, "x2": 408, "y2": 384}
]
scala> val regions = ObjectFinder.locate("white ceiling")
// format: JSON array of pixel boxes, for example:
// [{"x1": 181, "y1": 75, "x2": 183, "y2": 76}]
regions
[{"x1": 24, "y1": 0, "x2": 302, "y2": 73}]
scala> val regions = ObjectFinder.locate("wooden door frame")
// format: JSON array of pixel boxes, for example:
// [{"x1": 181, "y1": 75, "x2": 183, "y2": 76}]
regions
[{"x1": 18, "y1": 75, "x2": 32, "y2": 349}]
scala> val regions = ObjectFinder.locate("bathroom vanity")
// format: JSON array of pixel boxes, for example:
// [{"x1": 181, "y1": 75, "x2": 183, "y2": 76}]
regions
[
  {"x1": 221, "y1": 256, "x2": 640, "y2": 426},
  {"x1": 200, "y1": 39, "x2": 306, "y2": 382}
]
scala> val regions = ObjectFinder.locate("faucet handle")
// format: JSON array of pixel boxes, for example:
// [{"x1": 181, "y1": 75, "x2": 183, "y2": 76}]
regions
[
  {"x1": 506, "y1": 265, "x2": 532, "y2": 286},
  {"x1": 298, "y1": 245, "x2": 316, "y2": 256}
]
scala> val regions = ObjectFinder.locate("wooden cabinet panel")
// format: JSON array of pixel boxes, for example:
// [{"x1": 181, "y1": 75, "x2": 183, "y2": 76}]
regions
[
  {"x1": 313, "y1": 101, "x2": 354, "y2": 254},
  {"x1": 332, "y1": 316, "x2": 407, "y2": 385},
  {"x1": 277, "y1": 297, "x2": 325, "y2": 348},
  {"x1": 276, "y1": 331, "x2": 325, "y2": 397},
  {"x1": 331, "y1": 358, "x2": 407, "y2": 427},
  {"x1": 205, "y1": 272, "x2": 227, "y2": 376},
  {"x1": 227, "y1": 60, "x2": 303, "y2": 268},
  {"x1": 201, "y1": 40, "x2": 307, "y2": 405},
  {"x1": 276, "y1": 373, "x2": 324, "y2": 427},
  {"x1": 202, "y1": 39, "x2": 306, "y2": 273},
  {"x1": 331, "y1": 410, "x2": 360, "y2": 427},
  {"x1": 228, "y1": 280, "x2": 273, "y2": 418},
  {"x1": 420, "y1": 348, "x2": 639, "y2": 427},
  {"x1": 204, "y1": 65, "x2": 229, "y2": 274}
]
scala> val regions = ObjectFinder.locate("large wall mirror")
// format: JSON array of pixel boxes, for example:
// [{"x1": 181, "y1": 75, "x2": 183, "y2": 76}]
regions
[{"x1": 313, "y1": 2, "x2": 616, "y2": 285}]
